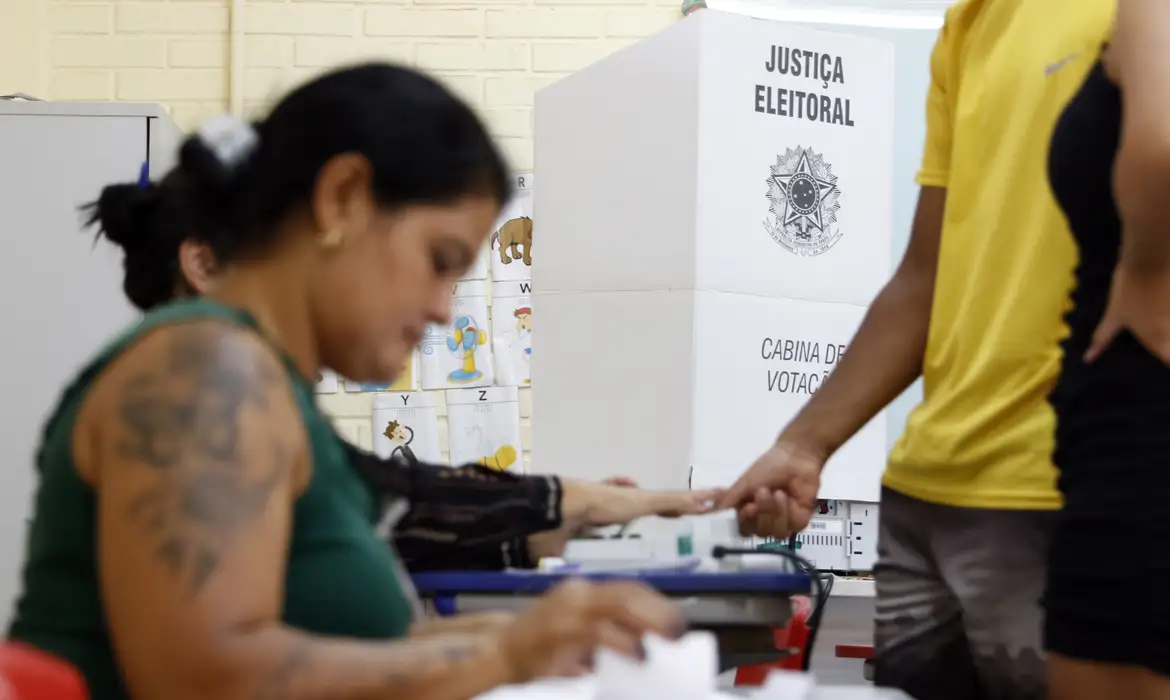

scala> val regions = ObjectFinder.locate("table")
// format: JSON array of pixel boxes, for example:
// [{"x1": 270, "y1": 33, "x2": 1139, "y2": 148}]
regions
[
  {"x1": 725, "y1": 687, "x2": 909, "y2": 699},
  {"x1": 807, "y1": 688, "x2": 908, "y2": 699},
  {"x1": 412, "y1": 569, "x2": 811, "y2": 672}
]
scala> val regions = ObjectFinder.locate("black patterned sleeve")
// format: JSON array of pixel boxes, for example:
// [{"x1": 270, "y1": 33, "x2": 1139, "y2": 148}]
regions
[{"x1": 344, "y1": 443, "x2": 564, "y2": 571}]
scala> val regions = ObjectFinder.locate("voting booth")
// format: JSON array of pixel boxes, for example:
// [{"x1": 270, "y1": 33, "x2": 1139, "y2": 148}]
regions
[{"x1": 531, "y1": 10, "x2": 894, "y2": 501}]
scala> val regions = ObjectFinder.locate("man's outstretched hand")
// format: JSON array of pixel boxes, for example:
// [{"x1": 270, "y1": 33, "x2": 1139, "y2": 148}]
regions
[{"x1": 716, "y1": 441, "x2": 824, "y2": 539}]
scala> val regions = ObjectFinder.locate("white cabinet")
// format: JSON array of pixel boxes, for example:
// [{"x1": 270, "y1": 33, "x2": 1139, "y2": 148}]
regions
[{"x1": 0, "y1": 101, "x2": 179, "y2": 627}]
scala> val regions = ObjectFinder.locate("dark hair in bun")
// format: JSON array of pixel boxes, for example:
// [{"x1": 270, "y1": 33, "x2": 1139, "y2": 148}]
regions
[
  {"x1": 82, "y1": 178, "x2": 181, "y2": 312},
  {"x1": 86, "y1": 62, "x2": 511, "y2": 310}
]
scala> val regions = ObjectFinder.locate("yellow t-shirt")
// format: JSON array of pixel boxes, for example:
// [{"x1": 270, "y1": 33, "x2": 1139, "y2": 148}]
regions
[{"x1": 883, "y1": 0, "x2": 1115, "y2": 510}]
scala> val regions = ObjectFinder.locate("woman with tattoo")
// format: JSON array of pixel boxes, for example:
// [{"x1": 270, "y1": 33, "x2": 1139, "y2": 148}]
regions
[
  {"x1": 85, "y1": 168, "x2": 715, "y2": 573},
  {"x1": 7, "y1": 64, "x2": 687, "y2": 700}
]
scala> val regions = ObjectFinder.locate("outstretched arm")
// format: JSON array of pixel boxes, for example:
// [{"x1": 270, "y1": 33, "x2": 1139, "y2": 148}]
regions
[
  {"x1": 774, "y1": 186, "x2": 944, "y2": 459},
  {"x1": 84, "y1": 322, "x2": 511, "y2": 700},
  {"x1": 771, "y1": 10, "x2": 957, "y2": 461},
  {"x1": 351, "y1": 448, "x2": 713, "y2": 570},
  {"x1": 348, "y1": 447, "x2": 564, "y2": 568}
]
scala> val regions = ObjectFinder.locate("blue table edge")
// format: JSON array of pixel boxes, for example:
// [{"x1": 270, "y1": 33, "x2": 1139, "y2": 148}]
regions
[{"x1": 412, "y1": 570, "x2": 812, "y2": 596}]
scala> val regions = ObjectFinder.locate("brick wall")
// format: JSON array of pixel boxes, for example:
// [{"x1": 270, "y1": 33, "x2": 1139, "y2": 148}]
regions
[
  {"x1": 38, "y1": 0, "x2": 681, "y2": 462},
  {"x1": 47, "y1": 0, "x2": 681, "y2": 167}
]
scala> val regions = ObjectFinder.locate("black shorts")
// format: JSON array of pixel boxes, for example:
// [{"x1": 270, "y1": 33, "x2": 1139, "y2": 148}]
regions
[{"x1": 1046, "y1": 329, "x2": 1170, "y2": 676}]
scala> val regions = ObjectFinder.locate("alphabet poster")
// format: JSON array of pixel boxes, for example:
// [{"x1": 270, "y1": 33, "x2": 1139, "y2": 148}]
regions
[
  {"x1": 315, "y1": 370, "x2": 339, "y2": 394},
  {"x1": 371, "y1": 391, "x2": 444, "y2": 465},
  {"x1": 447, "y1": 386, "x2": 523, "y2": 473},
  {"x1": 419, "y1": 280, "x2": 494, "y2": 390},
  {"x1": 490, "y1": 173, "x2": 533, "y2": 283},
  {"x1": 491, "y1": 281, "x2": 532, "y2": 387},
  {"x1": 345, "y1": 351, "x2": 417, "y2": 393}
]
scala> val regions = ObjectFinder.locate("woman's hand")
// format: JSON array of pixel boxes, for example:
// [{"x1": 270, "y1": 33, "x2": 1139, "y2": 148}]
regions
[
  {"x1": 411, "y1": 612, "x2": 516, "y2": 639},
  {"x1": 581, "y1": 484, "x2": 721, "y2": 525},
  {"x1": 526, "y1": 481, "x2": 722, "y2": 560},
  {"x1": 496, "y1": 579, "x2": 685, "y2": 682},
  {"x1": 1086, "y1": 263, "x2": 1170, "y2": 363}
]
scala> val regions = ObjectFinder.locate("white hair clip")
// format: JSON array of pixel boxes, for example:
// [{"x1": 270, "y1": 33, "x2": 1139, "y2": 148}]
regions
[{"x1": 197, "y1": 114, "x2": 259, "y2": 171}]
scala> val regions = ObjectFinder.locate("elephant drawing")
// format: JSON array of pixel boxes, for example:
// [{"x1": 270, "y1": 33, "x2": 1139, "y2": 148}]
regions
[{"x1": 490, "y1": 216, "x2": 533, "y2": 266}]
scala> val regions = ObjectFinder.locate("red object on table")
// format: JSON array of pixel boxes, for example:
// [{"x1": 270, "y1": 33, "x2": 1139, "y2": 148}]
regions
[
  {"x1": 835, "y1": 644, "x2": 875, "y2": 660},
  {"x1": 836, "y1": 643, "x2": 877, "y2": 682},
  {"x1": 733, "y1": 594, "x2": 812, "y2": 686},
  {"x1": 0, "y1": 642, "x2": 88, "y2": 700}
]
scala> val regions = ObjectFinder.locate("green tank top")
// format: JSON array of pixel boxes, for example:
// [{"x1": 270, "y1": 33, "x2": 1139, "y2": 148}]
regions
[{"x1": 7, "y1": 299, "x2": 415, "y2": 700}]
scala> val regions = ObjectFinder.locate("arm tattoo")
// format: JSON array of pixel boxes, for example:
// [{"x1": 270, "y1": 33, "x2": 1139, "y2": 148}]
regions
[
  {"x1": 116, "y1": 324, "x2": 289, "y2": 595},
  {"x1": 254, "y1": 636, "x2": 484, "y2": 700}
]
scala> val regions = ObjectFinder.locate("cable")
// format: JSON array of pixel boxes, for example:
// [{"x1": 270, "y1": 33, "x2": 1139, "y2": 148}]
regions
[{"x1": 710, "y1": 545, "x2": 829, "y2": 672}]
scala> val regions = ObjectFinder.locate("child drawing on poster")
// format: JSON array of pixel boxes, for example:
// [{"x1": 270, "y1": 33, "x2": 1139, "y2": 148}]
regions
[
  {"x1": 477, "y1": 445, "x2": 519, "y2": 471},
  {"x1": 447, "y1": 386, "x2": 523, "y2": 472},
  {"x1": 446, "y1": 314, "x2": 490, "y2": 384},
  {"x1": 371, "y1": 394, "x2": 444, "y2": 464},
  {"x1": 462, "y1": 424, "x2": 519, "y2": 472},
  {"x1": 514, "y1": 306, "x2": 532, "y2": 383},
  {"x1": 489, "y1": 291, "x2": 531, "y2": 387},
  {"x1": 382, "y1": 419, "x2": 417, "y2": 464}
]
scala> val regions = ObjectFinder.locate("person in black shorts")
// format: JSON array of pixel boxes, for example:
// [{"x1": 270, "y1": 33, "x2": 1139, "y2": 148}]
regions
[{"x1": 1045, "y1": 1, "x2": 1170, "y2": 698}]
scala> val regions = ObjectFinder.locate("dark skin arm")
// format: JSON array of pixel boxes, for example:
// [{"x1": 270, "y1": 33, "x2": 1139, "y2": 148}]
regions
[
  {"x1": 777, "y1": 186, "x2": 945, "y2": 456},
  {"x1": 717, "y1": 187, "x2": 946, "y2": 532},
  {"x1": 78, "y1": 321, "x2": 511, "y2": 700}
]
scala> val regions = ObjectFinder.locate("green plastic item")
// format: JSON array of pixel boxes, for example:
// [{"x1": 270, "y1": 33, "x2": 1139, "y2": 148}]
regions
[
  {"x1": 759, "y1": 539, "x2": 802, "y2": 551},
  {"x1": 682, "y1": 0, "x2": 707, "y2": 16}
]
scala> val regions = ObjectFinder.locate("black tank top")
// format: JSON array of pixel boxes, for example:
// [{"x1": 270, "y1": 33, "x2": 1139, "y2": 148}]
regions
[{"x1": 1047, "y1": 58, "x2": 1122, "y2": 360}]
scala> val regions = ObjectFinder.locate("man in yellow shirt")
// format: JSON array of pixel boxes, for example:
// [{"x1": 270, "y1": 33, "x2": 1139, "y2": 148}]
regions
[{"x1": 718, "y1": 1, "x2": 1115, "y2": 697}]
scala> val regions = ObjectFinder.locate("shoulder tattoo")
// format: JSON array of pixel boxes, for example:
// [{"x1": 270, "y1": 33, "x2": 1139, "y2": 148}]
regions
[{"x1": 114, "y1": 324, "x2": 292, "y2": 595}]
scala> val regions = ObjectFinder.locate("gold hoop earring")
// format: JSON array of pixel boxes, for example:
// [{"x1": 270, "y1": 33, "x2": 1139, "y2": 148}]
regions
[{"x1": 321, "y1": 228, "x2": 344, "y2": 249}]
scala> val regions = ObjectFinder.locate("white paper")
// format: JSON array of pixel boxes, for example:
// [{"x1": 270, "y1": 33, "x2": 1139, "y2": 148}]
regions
[
  {"x1": 490, "y1": 173, "x2": 534, "y2": 283},
  {"x1": 371, "y1": 392, "x2": 444, "y2": 464},
  {"x1": 419, "y1": 281, "x2": 494, "y2": 390},
  {"x1": 447, "y1": 386, "x2": 523, "y2": 472},
  {"x1": 492, "y1": 281, "x2": 533, "y2": 387},
  {"x1": 471, "y1": 632, "x2": 717, "y2": 700},
  {"x1": 474, "y1": 677, "x2": 595, "y2": 700},
  {"x1": 314, "y1": 369, "x2": 339, "y2": 394},
  {"x1": 595, "y1": 632, "x2": 716, "y2": 700},
  {"x1": 760, "y1": 670, "x2": 815, "y2": 699}
]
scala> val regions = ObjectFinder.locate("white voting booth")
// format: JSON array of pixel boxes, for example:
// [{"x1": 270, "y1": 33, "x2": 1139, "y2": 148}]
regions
[{"x1": 531, "y1": 10, "x2": 894, "y2": 503}]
